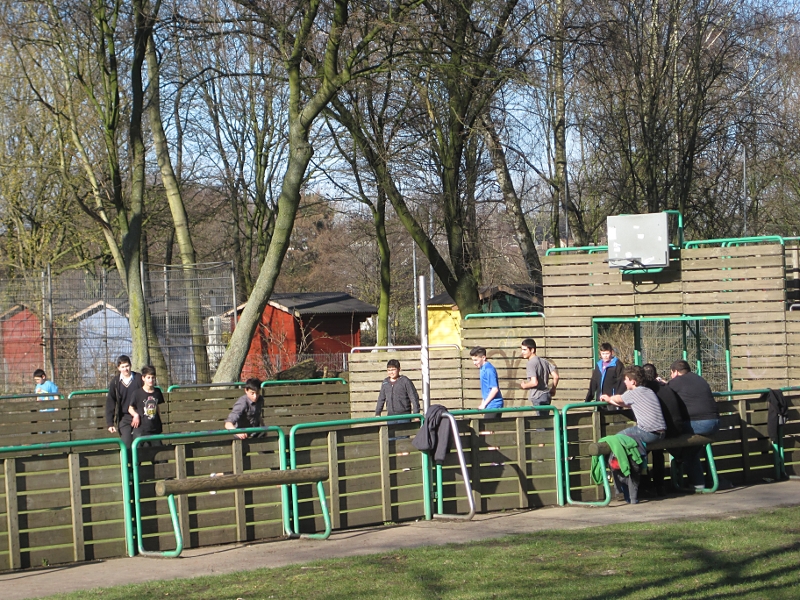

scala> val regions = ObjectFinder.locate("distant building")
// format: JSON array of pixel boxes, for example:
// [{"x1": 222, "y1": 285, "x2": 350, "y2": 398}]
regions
[
  {"x1": 426, "y1": 284, "x2": 543, "y2": 347},
  {"x1": 229, "y1": 292, "x2": 378, "y2": 380},
  {"x1": 68, "y1": 301, "x2": 132, "y2": 386},
  {"x1": 0, "y1": 304, "x2": 44, "y2": 390}
]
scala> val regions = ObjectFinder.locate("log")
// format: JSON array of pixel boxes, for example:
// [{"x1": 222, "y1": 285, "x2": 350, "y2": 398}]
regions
[
  {"x1": 588, "y1": 434, "x2": 716, "y2": 456},
  {"x1": 155, "y1": 467, "x2": 329, "y2": 496}
]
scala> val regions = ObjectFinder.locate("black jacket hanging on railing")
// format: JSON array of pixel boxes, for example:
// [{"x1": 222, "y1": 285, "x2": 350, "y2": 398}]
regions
[
  {"x1": 412, "y1": 404, "x2": 452, "y2": 464},
  {"x1": 761, "y1": 388, "x2": 788, "y2": 443}
]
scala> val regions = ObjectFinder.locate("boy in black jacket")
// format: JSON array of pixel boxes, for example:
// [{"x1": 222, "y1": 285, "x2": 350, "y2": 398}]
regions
[{"x1": 105, "y1": 355, "x2": 143, "y2": 448}]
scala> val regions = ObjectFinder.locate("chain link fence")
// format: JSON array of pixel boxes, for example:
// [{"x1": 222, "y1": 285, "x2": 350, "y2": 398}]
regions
[{"x1": 0, "y1": 263, "x2": 236, "y2": 393}]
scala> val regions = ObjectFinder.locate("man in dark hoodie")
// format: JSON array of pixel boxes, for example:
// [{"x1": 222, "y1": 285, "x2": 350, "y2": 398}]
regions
[
  {"x1": 375, "y1": 359, "x2": 420, "y2": 420},
  {"x1": 586, "y1": 343, "x2": 625, "y2": 403},
  {"x1": 105, "y1": 355, "x2": 143, "y2": 449}
]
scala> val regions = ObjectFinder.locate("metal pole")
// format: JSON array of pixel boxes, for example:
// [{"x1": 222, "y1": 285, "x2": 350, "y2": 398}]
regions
[
  {"x1": 230, "y1": 261, "x2": 238, "y2": 328},
  {"x1": 419, "y1": 276, "x2": 430, "y2": 413},
  {"x1": 742, "y1": 148, "x2": 748, "y2": 236},
  {"x1": 428, "y1": 213, "x2": 434, "y2": 299},
  {"x1": 47, "y1": 264, "x2": 55, "y2": 379},
  {"x1": 412, "y1": 243, "x2": 419, "y2": 335}
]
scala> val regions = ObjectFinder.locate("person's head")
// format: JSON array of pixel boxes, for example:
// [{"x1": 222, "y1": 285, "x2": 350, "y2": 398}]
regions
[
  {"x1": 386, "y1": 359, "x2": 401, "y2": 380},
  {"x1": 520, "y1": 338, "x2": 537, "y2": 359},
  {"x1": 670, "y1": 359, "x2": 691, "y2": 379},
  {"x1": 141, "y1": 365, "x2": 157, "y2": 388},
  {"x1": 244, "y1": 377, "x2": 262, "y2": 402},
  {"x1": 33, "y1": 368, "x2": 47, "y2": 385},
  {"x1": 116, "y1": 355, "x2": 132, "y2": 376},
  {"x1": 642, "y1": 363, "x2": 658, "y2": 383},
  {"x1": 622, "y1": 365, "x2": 645, "y2": 390},
  {"x1": 599, "y1": 343, "x2": 614, "y2": 362},
  {"x1": 470, "y1": 346, "x2": 487, "y2": 367}
]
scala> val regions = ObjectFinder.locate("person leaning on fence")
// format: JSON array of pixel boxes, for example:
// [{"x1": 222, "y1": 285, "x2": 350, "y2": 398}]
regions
[
  {"x1": 128, "y1": 365, "x2": 164, "y2": 448},
  {"x1": 33, "y1": 368, "x2": 59, "y2": 411},
  {"x1": 667, "y1": 359, "x2": 720, "y2": 492},
  {"x1": 105, "y1": 355, "x2": 143, "y2": 448},
  {"x1": 374, "y1": 359, "x2": 420, "y2": 421},
  {"x1": 225, "y1": 378, "x2": 265, "y2": 439},
  {"x1": 470, "y1": 346, "x2": 503, "y2": 419},
  {"x1": 601, "y1": 365, "x2": 667, "y2": 457},
  {"x1": 586, "y1": 342, "x2": 625, "y2": 404},
  {"x1": 519, "y1": 338, "x2": 558, "y2": 416}
]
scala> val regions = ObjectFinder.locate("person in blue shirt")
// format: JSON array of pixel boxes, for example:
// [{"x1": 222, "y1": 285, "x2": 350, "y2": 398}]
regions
[
  {"x1": 33, "y1": 368, "x2": 59, "y2": 411},
  {"x1": 470, "y1": 346, "x2": 503, "y2": 419}
]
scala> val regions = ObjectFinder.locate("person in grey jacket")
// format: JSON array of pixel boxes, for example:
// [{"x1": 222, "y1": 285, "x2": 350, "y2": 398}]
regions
[
  {"x1": 375, "y1": 360, "x2": 420, "y2": 417},
  {"x1": 225, "y1": 378, "x2": 265, "y2": 439}
]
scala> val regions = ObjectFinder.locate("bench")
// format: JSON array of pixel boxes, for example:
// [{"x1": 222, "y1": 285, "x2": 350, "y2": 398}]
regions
[
  {"x1": 147, "y1": 467, "x2": 331, "y2": 558},
  {"x1": 589, "y1": 433, "x2": 719, "y2": 495}
]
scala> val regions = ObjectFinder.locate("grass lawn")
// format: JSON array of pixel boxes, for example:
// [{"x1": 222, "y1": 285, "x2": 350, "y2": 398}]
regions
[{"x1": 47, "y1": 506, "x2": 800, "y2": 600}]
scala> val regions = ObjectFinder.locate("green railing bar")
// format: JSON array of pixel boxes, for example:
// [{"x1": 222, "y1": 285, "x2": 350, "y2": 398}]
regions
[
  {"x1": 166, "y1": 382, "x2": 244, "y2": 392},
  {"x1": 463, "y1": 312, "x2": 545, "y2": 320},
  {"x1": 131, "y1": 426, "x2": 286, "y2": 557},
  {"x1": 0, "y1": 437, "x2": 134, "y2": 558},
  {"x1": 289, "y1": 414, "x2": 423, "y2": 533},
  {"x1": 560, "y1": 402, "x2": 613, "y2": 507},
  {"x1": 447, "y1": 405, "x2": 563, "y2": 506},
  {"x1": 67, "y1": 389, "x2": 108, "y2": 398},
  {"x1": 684, "y1": 235, "x2": 784, "y2": 249},
  {"x1": 0, "y1": 393, "x2": 65, "y2": 401},
  {"x1": 261, "y1": 378, "x2": 347, "y2": 387},
  {"x1": 592, "y1": 315, "x2": 730, "y2": 323},
  {"x1": 663, "y1": 209, "x2": 684, "y2": 248},
  {"x1": 669, "y1": 445, "x2": 719, "y2": 494},
  {"x1": 545, "y1": 245, "x2": 608, "y2": 256}
]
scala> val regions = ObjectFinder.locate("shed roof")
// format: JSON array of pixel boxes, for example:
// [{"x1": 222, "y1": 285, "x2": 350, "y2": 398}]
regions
[{"x1": 227, "y1": 292, "x2": 377, "y2": 318}]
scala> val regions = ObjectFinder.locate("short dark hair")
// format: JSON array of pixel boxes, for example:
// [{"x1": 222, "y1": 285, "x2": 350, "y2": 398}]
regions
[
  {"x1": 670, "y1": 360, "x2": 691, "y2": 375},
  {"x1": 642, "y1": 363, "x2": 658, "y2": 382},
  {"x1": 469, "y1": 346, "x2": 487, "y2": 358},
  {"x1": 521, "y1": 338, "x2": 537, "y2": 351},
  {"x1": 599, "y1": 342, "x2": 614, "y2": 353},
  {"x1": 244, "y1": 377, "x2": 262, "y2": 392},
  {"x1": 386, "y1": 359, "x2": 401, "y2": 369},
  {"x1": 116, "y1": 355, "x2": 132, "y2": 367},
  {"x1": 33, "y1": 368, "x2": 46, "y2": 378},
  {"x1": 622, "y1": 365, "x2": 645, "y2": 387},
  {"x1": 141, "y1": 365, "x2": 156, "y2": 378}
]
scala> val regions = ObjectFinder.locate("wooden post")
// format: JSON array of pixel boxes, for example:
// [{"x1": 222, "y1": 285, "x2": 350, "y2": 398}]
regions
[
  {"x1": 232, "y1": 440, "x2": 247, "y2": 542},
  {"x1": 68, "y1": 453, "x2": 85, "y2": 562},
  {"x1": 327, "y1": 431, "x2": 340, "y2": 529},
  {"x1": 379, "y1": 425, "x2": 392, "y2": 523},
  {"x1": 515, "y1": 416, "x2": 528, "y2": 508},
  {"x1": 155, "y1": 468, "x2": 329, "y2": 496},
  {"x1": 173, "y1": 445, "x2": 190, "y2": 545},
  {"x1": 4, "y1": 458, "x2": 20, "y2": 570}
]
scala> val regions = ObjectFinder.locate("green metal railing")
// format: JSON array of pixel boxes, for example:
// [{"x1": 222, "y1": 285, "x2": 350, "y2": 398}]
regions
[
  {"x1": 262, "y1": 378, "x2": 347, "y2": 387},
  {"x1": 0, "y1": 393, "x2": 65, "y2": 401},
  {"x1": 0, "y1": 437, "x2": 135, "y2": 558},
  {"x1": 131, "y1": 426, "x2": 287, "y2": 557},
  {"x1": 545, "y1": 245, "x2": 608, "y2": 256},
  {"x1": 463, "y1": 312, "x2": 545, "y2": 320},
  {"x1": 560, "y1": 402, "x2": 613, "y2": 506},
  {"x1": 67, "y1": 389, "x2": 108, "y2": 398},
  {"x1": 166, "y1": 382, "x2": 243, "y2": 392},
  {"x1": 684, "y1": 235, "x2": 784, "y2": 249},
  {"x1": 288, "y1": 414, "x2": 422, "y2": 533}
]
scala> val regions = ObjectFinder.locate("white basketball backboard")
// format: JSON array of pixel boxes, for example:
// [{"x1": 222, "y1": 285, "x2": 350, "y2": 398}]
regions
[{"x1": 607, "y1": 213, "x2": 670, "y2": 269}]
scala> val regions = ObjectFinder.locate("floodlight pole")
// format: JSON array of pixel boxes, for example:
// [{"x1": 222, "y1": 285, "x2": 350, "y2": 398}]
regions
[{"x1": 419, "y1": 276, "x2": 431, "y2": 413}]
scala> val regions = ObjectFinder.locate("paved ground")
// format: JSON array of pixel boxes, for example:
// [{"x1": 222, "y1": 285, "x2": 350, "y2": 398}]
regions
[{"x1": 3, "y1": 480, "x2": 799, "y2": 599}]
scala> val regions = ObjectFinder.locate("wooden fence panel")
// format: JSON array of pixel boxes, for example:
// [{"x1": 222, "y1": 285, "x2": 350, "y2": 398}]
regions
[{"x1": 729, "y1": 312, "x2": 789, "y2": 389}]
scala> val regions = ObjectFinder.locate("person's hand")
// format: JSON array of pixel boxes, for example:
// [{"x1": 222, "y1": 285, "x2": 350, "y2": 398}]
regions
[
  {"x1": 549, "y1": 386, "x2": 557, "y2": 397},
  {"x1": 108, "y1": 426, "x2": 117, "y2": 433},
  {"x1": 519, "y1": 380, "x2": 527, "y2": 390},
  {"x1": 131, "y1": 415, "x2": 140, "y2": 428},
  {"x1": 235, "y1": 432, "x2": 248, "y2": 440},
  {"x1": 599, "y1": 394, "x2": 610, "y2": 402}
]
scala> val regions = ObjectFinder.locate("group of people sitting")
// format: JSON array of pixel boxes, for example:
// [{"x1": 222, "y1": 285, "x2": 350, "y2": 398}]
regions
[{"x1": 593, "y1": 350, "x2": 720, "y2": 500}]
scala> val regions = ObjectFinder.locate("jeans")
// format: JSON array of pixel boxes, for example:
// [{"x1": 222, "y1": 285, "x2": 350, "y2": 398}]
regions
[
  {"x1": 680, "y1": 419, "x2": 720, "y2": 487},
  {"x1": 619, "y1": 426, "x2": 665, "y2": 457}
]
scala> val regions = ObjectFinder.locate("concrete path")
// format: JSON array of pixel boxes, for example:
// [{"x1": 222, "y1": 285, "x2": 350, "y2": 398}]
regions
[{"x1": 3, "y1": 481, "x2": 799, "y2": 599}]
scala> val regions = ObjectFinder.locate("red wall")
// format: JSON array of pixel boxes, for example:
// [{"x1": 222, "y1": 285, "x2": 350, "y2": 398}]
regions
[{"x1": 1, "y1": 309, "x2": 44, "y2": 388}]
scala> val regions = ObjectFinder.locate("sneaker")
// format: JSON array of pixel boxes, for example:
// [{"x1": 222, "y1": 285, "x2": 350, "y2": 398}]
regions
[{"x1": 693, "y1": 485, "x2": 705, "y2": 493}]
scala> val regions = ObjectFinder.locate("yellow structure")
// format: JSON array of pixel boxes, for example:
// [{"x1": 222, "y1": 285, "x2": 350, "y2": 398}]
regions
[{"x1": 427, "y1": 293, "x2": 462, "y2": 346}]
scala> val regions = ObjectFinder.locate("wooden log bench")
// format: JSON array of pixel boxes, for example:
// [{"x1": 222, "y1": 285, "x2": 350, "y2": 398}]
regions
[
  {"x1": 589, "y1": 433, "x2": 719, "y2": 495},
  {"x1": 148, "y1": 467, "x2": 331, "y2": 558}
]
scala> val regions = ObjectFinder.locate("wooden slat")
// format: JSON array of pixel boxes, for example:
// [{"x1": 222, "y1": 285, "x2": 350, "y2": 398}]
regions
[
  {"x1": 5, "y1": 458, "x2": 20, "y2": 570},
  {"x1": 68, "y1": 453, "x2": 85, "y2": 562}
]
